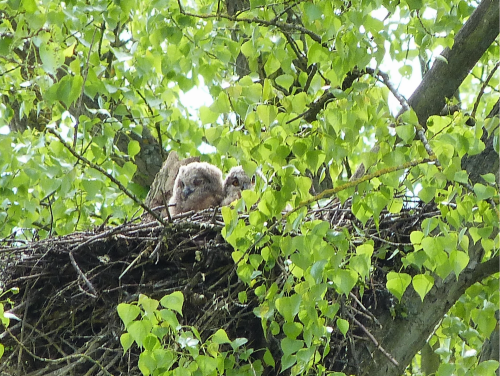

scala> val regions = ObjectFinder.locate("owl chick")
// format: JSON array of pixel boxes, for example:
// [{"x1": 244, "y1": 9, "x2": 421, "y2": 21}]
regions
[
  {"x1": 221, "y1": 166, "x2": 255, "y2": 206},
  {"x1": 168, "y1": 162, "x2": 224, "y2": 216}
]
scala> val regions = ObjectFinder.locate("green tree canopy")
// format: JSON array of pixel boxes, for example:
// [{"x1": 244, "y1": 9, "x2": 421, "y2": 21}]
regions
[{"x1": 0, "y1": 0, "x2": 498, "y2": 375}]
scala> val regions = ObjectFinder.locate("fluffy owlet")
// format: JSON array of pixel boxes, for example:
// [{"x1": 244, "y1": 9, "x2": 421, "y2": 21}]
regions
[
  {"x1": 168, "y1": 162, "x2": 224, "y2": 216},
  {"x1": 221, "y1": 166, "x2": 255, "y2": 206}
]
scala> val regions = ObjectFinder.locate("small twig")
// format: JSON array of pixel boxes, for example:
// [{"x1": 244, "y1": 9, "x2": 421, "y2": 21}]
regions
[
  {"x1": 148, "y1": 236, "x2": 164, "y2": 262},
  {"x1": 47, "y1": 128, "x2": 168, "y2": 226},
  {"x1": 176, "y1": 0, "x2": 325, "y2": 46},
  {"x1": 376, "y1": 69, "x2": 410, "y2": 113},
  {"x1": 349, "y1": 292, "x2": 382, "y2": 327},
  {"x1": 414, "y1": 123, "x2": 441, "y2": 167},
  {"x1": 471, "y1": 62, "x2": 499, "y2": 119},
  {"x1": 69, "y1": 251, "x2": 97, "y2": 297},
  {"x1": 119, "y1": 243, "x2": 153, "y2": 280}
]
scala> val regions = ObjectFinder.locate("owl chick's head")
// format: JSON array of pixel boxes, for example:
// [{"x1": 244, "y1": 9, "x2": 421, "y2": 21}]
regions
[
  {"x1": 169, "y1": 162, "x2": 224, "y2": 215},
  {"x1": 222, "y1": 166, "x2": 255, "y2": 206}
]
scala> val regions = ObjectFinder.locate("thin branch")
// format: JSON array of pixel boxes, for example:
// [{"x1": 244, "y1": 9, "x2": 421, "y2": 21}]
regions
[
  {"x1": 376, "y1": 69, "x2": 410, "y2": 113},
  {"x1": 69, "y1": 251, "x2": 97, "y2": 297},
  {"x1": 286, "y1": 156, "x2": 436, "y2": 217},
  {"x1": 471, "y1": 61, "x2": 499, "y2": 119},
  {"x1": 177, "y1": 0, "x2": 325, "y2": 46},
  {"x1": 47, "y1": 128, "x2": 168, "y2": 226}
]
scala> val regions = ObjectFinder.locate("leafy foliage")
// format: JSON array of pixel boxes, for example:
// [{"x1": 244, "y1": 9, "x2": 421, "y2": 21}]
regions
[
  {"x1": 0, "y1": 0, "x2": 498, "y2": 375},
  {"x1": 117, "y1": 292, "x2": 263, "y2": 376}
]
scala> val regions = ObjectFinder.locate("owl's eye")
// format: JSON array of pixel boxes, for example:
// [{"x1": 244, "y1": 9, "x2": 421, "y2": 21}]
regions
[
  {"x1": 193, "y1": 179, "x2": 203, "y2": 186},
  {"x1": 232, "y1": 179, "x2": 240, "y2": 187},
  {"x1": 180, "y1": 181, "x2": 185, "y2": 189}
]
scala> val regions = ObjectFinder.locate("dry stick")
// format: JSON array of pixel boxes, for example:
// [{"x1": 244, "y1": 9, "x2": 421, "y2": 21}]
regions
[
  {"x1": 348, "y1": 313, "x2": 400, "y2": 367},
  {"x1": 69, "y1": 251, "x2": 97, "y2": 297},
  {"x1": 5, "y1": 327, "x2": 113, "y2": 376},
  {"x1": 119, "y1": 242, "x2": 156, "y2": 279},
  {"x1": 47, "y1": 128, "x2": 168, "y2": 226},
  {"x1": 349, "y1": 292, "x2": 382, "y2": 327}
]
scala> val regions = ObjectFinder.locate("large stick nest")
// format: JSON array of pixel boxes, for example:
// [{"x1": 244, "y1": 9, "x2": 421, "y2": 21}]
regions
[{"x1": 0, "y1": 198, "x2": 433, "y2": 376}]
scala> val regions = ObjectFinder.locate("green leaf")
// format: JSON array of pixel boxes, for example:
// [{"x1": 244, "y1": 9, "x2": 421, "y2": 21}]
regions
[
  {"x1": 395, "y1": 124, "x2": 415, "y2": 143},
  {"x1": 472, "y1": 305, "x2": 497, "y2": 338},
  {"x1": 474, "y1": 183, "x2": 496, "y2": 201},
  {"x1": 45, "y1": 75, "x2": 83, "y2": 108},
  {"x1": 138, "y1": 350, "x2": 156, "y2": 375},
  {"x1": 160, "y1": 291, "x2": 184, "y2": 316},
  {"x1": 475, "y1": 360, "x2": 500, "y2": 376},
  {"x1": 275, "y1": 74, "x2": 294, "y2": 90},
  {"x1": 453, "y1": 170, "x2": 469, "y2": 184},
  {"x1": 199, "y1": 106, "x2": 219, "y2": 125},
  {"x1": 212, "y1": 329, "x2": 231, "y2": 344},
  {"x1": 128, "y1": 140, "x2": 140, "y2": 158},
  {"x1": 281, "y1": 337, "x2": 304, "y2": 357},
  {"x1": 196, "y1": 355, "x2": 217, "y2": 374},
  {"x1": 158, "y1": 309, "x2": 180, "y2": 330},
  {"x1": 128, "y1": 320, "x2": 153, "y2": 348},
  {"x1": 40, "y1": 43, "x2": 63, "y2": 75},
  {"x1": 336, "y1": 318, "x2": 349, "y2": 337},
  {"x1": 276, "y1": 294, "x2": 302, "y2": 322},
  {"x1": 331, "y1": 269, "x2": 358, "y2": 296},
  {"x1": 412, "y1": 274, "x2": 434, "y2": 302},
  {"x1": 257, "y1": 105, "x2": 278, "y2": 127},
  {"x1": 304, "y1": 3, "x2": 322, "y2": 20},
  {"x1": 283, "y1": 322, "x2": 303, "y2": 339},
  {"x1": 120, "y1": 333, "x2": 134, "y2": 354},
  {"x1": 117, "y1": 303, "x2": 141, "y2": 326},
  {"x1": 230, "y1": 337, "x2": 248, "y2": 350},
  {"x1": 263, "y1": 348, "x2": 275, "y2": 368},
  {"x1": 0, "y1": 343, "x2": 4, "y2": 360},
  {"x1": 386, "y1": 272, "x2": 411, "y2": 302},
  {"x1": 449, "y1": 250, "x2": 469, "y2": 278},
  {"x1": 143, "y1": 333, "x2": 160, "y2": 351},
  {"x1": 418, "y1": 186, "x2": 436, "y2": 203},
  {"x1": 480, "y1": 173, "x2": 496, "y2": 184}
]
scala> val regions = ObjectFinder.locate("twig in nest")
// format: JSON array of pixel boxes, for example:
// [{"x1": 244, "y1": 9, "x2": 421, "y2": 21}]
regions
[
  {"x1": 119, "y1": 242, "x2": 155, "y2": 280},
  {"x1": 5, "y1": 327, "x2": 113, "y2": 376},
  {"x1": 149, "y1": 236, "x2": 165, "y2": 263},
  {"x1": 69, "y1": 251, "x2": 97, "y2": 297}
]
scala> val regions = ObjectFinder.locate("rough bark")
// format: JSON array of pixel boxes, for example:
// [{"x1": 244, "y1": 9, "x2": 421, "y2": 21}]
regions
[
  {"x1": 407, "y1": 0, "x2": 499, "y2": 126},
  {"x1": 355, "y1": 0, "x2": 500, "y2": 374}
]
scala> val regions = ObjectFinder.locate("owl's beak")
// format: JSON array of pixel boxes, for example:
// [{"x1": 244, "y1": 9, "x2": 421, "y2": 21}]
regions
[{"x1": 182, "y1": 186, "x2": 194, "y2": 198}]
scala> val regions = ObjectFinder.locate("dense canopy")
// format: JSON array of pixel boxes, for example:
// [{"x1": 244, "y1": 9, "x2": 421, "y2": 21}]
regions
[{"x1": 0, "y1": 0, "x2": 498, "y2": 375}]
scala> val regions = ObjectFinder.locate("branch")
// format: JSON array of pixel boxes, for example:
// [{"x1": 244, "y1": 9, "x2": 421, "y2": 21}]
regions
[
  {"x1": 47, "y1": 128, "x2": 168, "y2": 226},
  {"x1": 287, "y1": 68, "x2": 376, "y2": 124},
  {"x1": 177, "y1": 0, "x2": 325, "y2": 45},
  {"x1": 403, "y1": 0, "x2": 499, "y2": 125},
  {"x1": 69, "y1": 251, "x2": 97, "y2": 297},
  {"x1": 287, "y1": 156, "x2": 436, "y2": 217},
  {"x1": 471, "y1": 61, "x2": 500, "y2": 119}
]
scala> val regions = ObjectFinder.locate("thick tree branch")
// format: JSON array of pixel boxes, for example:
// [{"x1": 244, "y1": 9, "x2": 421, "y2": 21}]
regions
[{"x1": 405, "y1": 0, "x2": 499, "y2": 125}]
